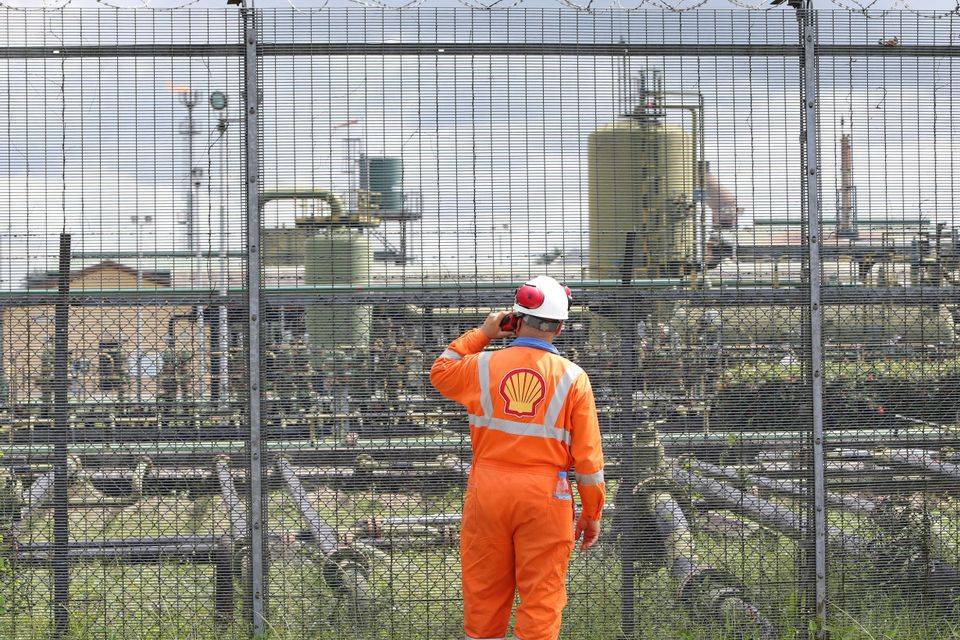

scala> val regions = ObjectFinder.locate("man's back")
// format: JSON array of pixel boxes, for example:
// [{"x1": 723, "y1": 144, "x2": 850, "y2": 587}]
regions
[
  {"x1": 430, "y1": 286, "x2": 605, "y2": 640},
  {"x1": 433, "y1": 342, "x2": 599, "y2": 474}
]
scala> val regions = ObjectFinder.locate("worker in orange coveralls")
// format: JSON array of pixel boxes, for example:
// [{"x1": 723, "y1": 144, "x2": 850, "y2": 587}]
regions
[{"x1": 430, "y1": 275, "x2": 605, "y2": 640}]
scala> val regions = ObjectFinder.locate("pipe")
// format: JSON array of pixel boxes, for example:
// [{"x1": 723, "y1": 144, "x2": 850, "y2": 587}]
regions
[
  {"x1": 260, "y1": 188, "x2": 347, "y2": 219},
  {"x1": 215, "y1": 456, "x2": 247, "y2": 542},
  {"x1": 276, "y1": 457, "x2": 373, "y2": 605},
  {"x1": 702, "y1": 168, "x2": 739, "y2": 229},
  {"x1": 878, "y1": 449, "x2": 960, "y2": 485},
  {"x1": 667, "y1": 463, "x2": 868, "y2": 559},
  {"x1": 654, "y1": 494, "x2": 777, "y2": 640},
  {"x1": 13, "y1": 535, "x2": 227, "y2": 564},
  {"x1": 277, "y1": 457, "x2": 338, "y2": 555},
  {"x1": 684, "y1": 458, "x2": 877, "y2": 517},
  {"x1": 17, "y1": 455, "x2": 81, "y2": 525}
]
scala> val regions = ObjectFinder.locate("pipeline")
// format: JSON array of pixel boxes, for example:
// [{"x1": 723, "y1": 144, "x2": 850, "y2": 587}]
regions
[
  {"x1": 683, "y1": 458, "x2": 877, "y2": 517},
  {"x1": 653, "y1": 494, "x2": 777, "y2": 640},
  {"x1": 667, "y1": 462, "x2": 868, "y2": 558},
  {"x1": 16, "y1": 454, "x2": 81, "y2": 526},
  {"x1": 276, "y1": 457, "x2": 374, "y2": 610},
  {"x1": 13, "y1": 535, "x2": 236, "y2": 625},
  {"x1": 215, "y1": 456, "x2": 247, "y2": 542},
  {"x1": 878, "y1": 448, "x2": 960, "y2": 486}
]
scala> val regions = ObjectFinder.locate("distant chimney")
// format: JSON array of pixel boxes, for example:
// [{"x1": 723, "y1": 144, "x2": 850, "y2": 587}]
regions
[{"x1": 837, "y1": 128, "x2": 858, "y2": 238}]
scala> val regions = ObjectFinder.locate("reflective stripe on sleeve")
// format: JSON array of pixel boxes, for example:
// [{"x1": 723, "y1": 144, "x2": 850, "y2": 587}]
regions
[
  {"x1": 439, "y1": 348, "x2": 462, "y2": 361},
  {"x1": 576, "y1": 470, "x2": 605, "y2": 486},
  {"x1": 542, "y1": 362, "x2": 584, "y2": 428},
  {"x1": 477, "y1": 351, "x2": 494, "y2": 418},
  {"x1": 468, "y1": 414, "x2": 572, "y2": 445}
]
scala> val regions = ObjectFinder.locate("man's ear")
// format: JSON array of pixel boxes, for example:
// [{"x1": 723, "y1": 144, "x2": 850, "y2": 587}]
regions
[{"x1": 555, "y1": 321, "x2": 564, "y2": 336}]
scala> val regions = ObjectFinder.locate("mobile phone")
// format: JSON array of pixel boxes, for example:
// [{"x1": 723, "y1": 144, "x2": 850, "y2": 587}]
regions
[{"x1": 499, "y1": 313, "x2": 520, "y2": 333}]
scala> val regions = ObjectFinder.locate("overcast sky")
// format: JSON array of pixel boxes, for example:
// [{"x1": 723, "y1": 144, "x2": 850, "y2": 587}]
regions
[{"x1": 0, "y1": 0, "x2": 958, "y2": 288}]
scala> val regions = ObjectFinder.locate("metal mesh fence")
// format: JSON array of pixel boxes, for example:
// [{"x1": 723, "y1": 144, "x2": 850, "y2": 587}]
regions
[{"x1": 0, "y1": 4, "x2": 957, "y2": 640}]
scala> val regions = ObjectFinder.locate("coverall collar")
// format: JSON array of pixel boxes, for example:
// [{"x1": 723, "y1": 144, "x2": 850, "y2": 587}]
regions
[{"x1": 509, "y1": 336, "x2": 560, "y2": 355}]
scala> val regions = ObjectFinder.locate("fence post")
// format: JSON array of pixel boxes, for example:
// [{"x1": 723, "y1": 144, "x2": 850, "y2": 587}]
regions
[
  {"x1": 53, "y1": 232, "x2": 71, "y2": 639},
  {"x1": 241, "y1": 7, "x2": 266, "y2": 637},
  {"x1": 797, "y1": 1, "x2": 828, "y2": 636}
]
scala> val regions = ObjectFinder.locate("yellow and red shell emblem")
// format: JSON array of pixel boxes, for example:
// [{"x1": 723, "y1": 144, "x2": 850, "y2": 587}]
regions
[{"x1": 499, "y1": 368, "x2": 546, "y2": 418}]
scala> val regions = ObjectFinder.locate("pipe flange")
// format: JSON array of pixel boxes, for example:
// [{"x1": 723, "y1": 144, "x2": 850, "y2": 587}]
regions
[
  {"x1": 323, "y1": 546, "x2": 372, "y2": 593},
  {"x1": 355, "y1": 454, "x2": 377, "y2": 471},
  {"x1": 677, "y1": 567, "x2": 741, "y2": 604},
  {"x1": 436, "y1": 454, "x2": 461, "y2": 470},
  {"x1": 632, "y1": 475, "x2": 674, "y2": 497}
]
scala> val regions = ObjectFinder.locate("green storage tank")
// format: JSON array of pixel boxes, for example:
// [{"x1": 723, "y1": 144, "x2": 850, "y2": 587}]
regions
[
  {"x1": 588, "y1": 119, "x2": 696, "y2": 279},
  {"x1": 360, "y1": 156, "x2": 404, "y2": 213},
  {"x1": 304, "y1": 229, "x2": 372, "y2": 349}
]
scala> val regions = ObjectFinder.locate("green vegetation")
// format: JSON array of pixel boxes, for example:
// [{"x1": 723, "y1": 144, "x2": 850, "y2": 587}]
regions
[{"x1": 3, "y1": 485, "x2": 959, "y2": 639}]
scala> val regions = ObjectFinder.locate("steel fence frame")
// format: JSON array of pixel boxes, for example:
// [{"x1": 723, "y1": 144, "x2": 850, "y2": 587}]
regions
[{"x1": 2, "y1": 3, "x2": 956, "y2": 638}]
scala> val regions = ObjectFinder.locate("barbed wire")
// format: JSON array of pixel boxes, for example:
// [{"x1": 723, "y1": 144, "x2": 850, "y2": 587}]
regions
[{"x1": 0, "y1": 0, "x2": 957, "y2": 14}]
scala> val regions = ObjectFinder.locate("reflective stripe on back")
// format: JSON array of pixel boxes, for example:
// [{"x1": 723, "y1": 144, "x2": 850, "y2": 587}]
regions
[
  {"x1": 474, "y1": 352, "x2": 581, "y2": 444},
  {"x1": 542, "y1": 361, "x2": 583, "y2": 428},
  {"x1": 468, "y1": 414, "x2": 572, "y2": 445}
]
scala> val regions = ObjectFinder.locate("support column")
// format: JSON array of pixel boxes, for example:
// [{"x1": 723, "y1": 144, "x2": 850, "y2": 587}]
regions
[
  {"x1": 241, "y1": 7, "x2": 266, "y2": 637},
  {"x1": 798, "y1": 1, "x2": 828, "y2": 635},
  {"x1": 53, "y1": 233, "x2": 71, "y2": 639}
]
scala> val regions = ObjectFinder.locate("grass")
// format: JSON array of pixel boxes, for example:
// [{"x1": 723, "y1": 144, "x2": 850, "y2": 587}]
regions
[{"x1": 3, "y1": 486, "x2": 960, "y2": 639}]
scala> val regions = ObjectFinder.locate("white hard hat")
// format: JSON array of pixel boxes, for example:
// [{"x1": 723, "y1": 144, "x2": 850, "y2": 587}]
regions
[{"x1": 512, "y1": 275, "x2": 572, "y2": 321}]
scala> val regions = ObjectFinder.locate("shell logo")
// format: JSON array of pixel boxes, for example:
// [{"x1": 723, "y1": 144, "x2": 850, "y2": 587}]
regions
[{"x1": 499, "y1": 368, "x2": 546, "y2": 418}]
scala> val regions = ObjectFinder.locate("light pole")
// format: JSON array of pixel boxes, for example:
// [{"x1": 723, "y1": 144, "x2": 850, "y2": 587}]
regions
[
  {"x1": 210, "y1": 90, "x2": 231, "y2": 408},
  {"x1": 178, "y1": 89, "x2": 209, "y2": 401}
]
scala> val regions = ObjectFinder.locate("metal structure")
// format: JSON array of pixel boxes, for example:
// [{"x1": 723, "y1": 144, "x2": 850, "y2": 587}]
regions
[{"x1": 0, "y1": 3, "x2": 959, "y2": 640}]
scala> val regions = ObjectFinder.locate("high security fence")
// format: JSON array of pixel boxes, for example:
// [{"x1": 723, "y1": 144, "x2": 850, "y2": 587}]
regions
[{"x1": 0, "y1": 3, "x2": 959, "y2": 639}]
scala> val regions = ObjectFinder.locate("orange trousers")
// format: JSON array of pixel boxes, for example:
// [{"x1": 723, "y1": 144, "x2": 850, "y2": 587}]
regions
[{"x1": 461, "y1": 461, "x2": 575, "y2": 640}]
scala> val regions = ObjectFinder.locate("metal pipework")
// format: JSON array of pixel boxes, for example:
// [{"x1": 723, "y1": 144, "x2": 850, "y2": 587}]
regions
[
  {"x1": 683, "y1": 458, "x2": 877, "y2": 517},
  {"x1": 12, "y1": 535, "x2": 236, "y2": 626},
  {"x1": 16, "y1": 454, "x2": 81, "y2": 526},
  {"x1": 260, "y1": 188, "x2": 347, "y2": 219},
  {"x1": 215, "y1": 456, "x2": 247, "y2": 542},
  {"x1": 654, "y1": 494, "x2": 776, "y2": 640},
  {"x1": 667, "y1": 462, "x2": 868, "y2": 559},
  {"x1": 877, "y1": 448, "x2": 960, "y2": 486},
  {"x1": 276, "y1": 457, "x2": 372, "y2": 603}
]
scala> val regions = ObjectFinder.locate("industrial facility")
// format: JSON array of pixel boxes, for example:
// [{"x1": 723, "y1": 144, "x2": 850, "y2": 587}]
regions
[{"x1": 3, "y1": 8, "x2": 960, "y2": 637}]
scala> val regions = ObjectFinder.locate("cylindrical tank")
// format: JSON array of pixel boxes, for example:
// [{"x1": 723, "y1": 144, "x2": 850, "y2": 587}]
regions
[
  {"x1": 588, "y1": 119, "x2": 696, "y2": 280},
  {"x1": 262, "y1": 228, "x2": 313, "y2": 266},
  {"x1": 360, "y1": 156, "x2": 403, "y2": 213},
  {"x1": 304, "y1": 230, "x2": 372, "y2": 349},
  {"x1": 672, "y1": 305, "x2": 956, "y2": 346}
]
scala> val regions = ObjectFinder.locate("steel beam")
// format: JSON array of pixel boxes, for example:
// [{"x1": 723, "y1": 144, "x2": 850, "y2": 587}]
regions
[
  {"x1": 241, "y1": 8, "x2": 266, "y2": 636},
  {"x1": 3, "y1": 42, "x2": 959, "y2": 61},
  {"x1": 797, "y1": 4, "x2": 829, "y2": 631},
  {"x1": 2, "y1": 285, "x2": 960, "y2": 307}
]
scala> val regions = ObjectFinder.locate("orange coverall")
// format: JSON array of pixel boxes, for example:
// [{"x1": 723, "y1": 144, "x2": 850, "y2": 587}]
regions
[{"x1": 431, "y1": 328, "x2": 605, "y2": 640}]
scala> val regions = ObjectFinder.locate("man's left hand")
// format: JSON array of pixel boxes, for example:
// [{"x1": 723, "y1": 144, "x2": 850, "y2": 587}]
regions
[{"x1": 575, "y1": 516, "x2": 600, "y2": 551}]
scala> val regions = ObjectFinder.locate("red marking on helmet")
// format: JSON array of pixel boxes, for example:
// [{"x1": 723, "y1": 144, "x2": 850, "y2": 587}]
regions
[
  {"x1": 516, "y1": 284, "x2": 544, "y2": 309},
  {"x1": 564, "y1": 285, "x2": 572, "y2": 299}
]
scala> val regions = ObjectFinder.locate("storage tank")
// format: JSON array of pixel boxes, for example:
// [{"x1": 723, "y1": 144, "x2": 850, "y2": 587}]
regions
[
  {"x1": 304, "y1": 229, "x2": 372, "y2": 349},
  {"x1": 588, "y1": 118, "x2": 696, "y2": 279},
  {"x1": 360, "y1": 156, "x2": 404, "y2": 215},
  {"x1": 262, "y1": 227, "x2": 313, "y2": 266}
]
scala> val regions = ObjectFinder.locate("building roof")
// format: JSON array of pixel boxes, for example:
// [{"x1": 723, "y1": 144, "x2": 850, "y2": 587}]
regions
[{"x1": 25, "y1": 260, "x2": 171, "y2": 289}]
